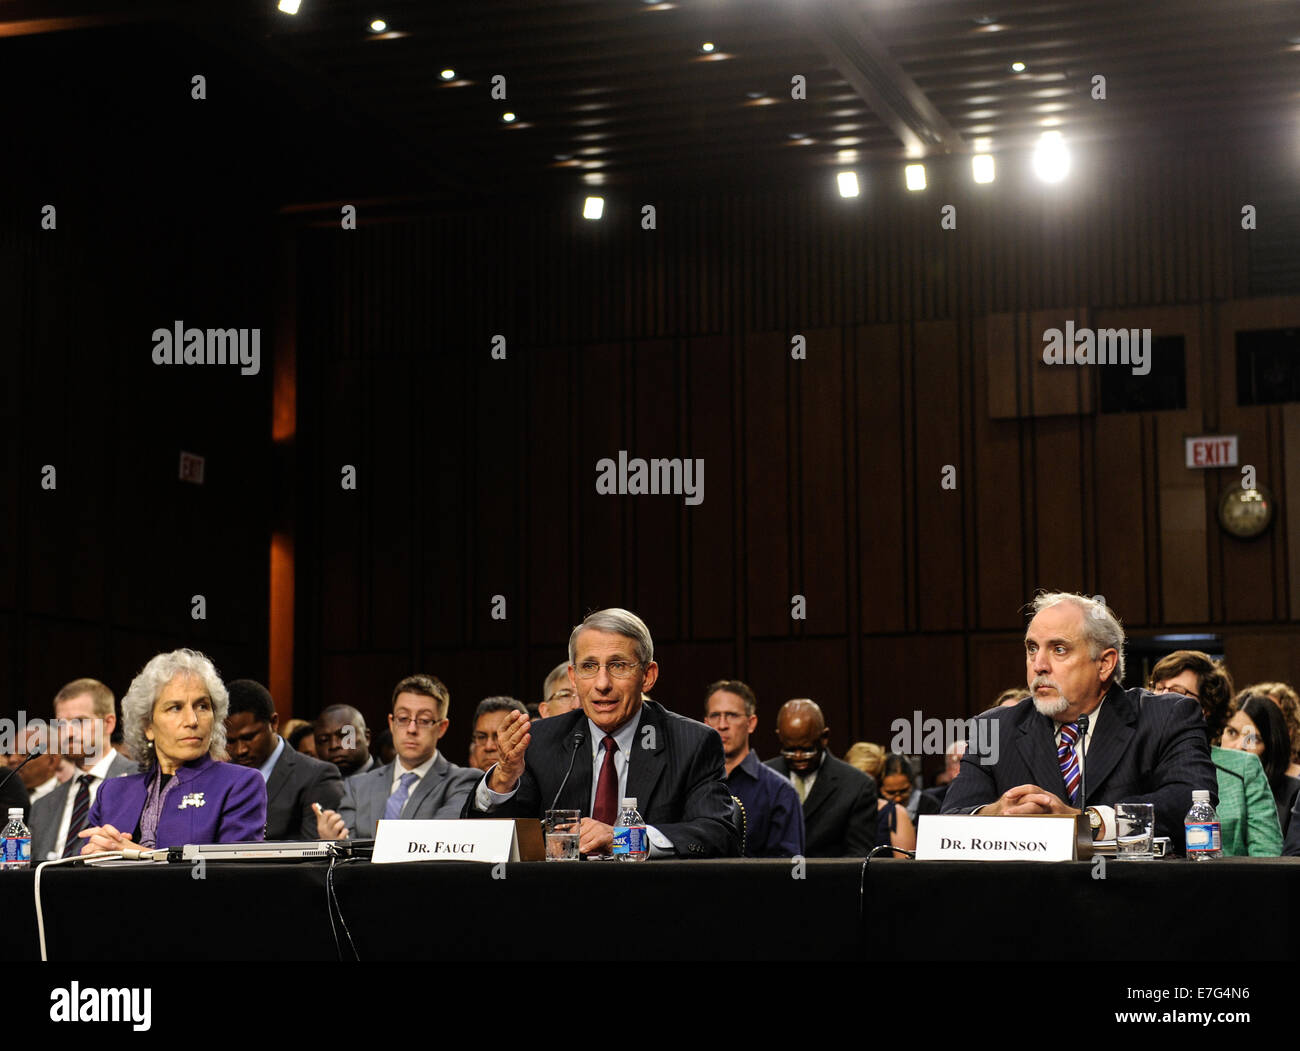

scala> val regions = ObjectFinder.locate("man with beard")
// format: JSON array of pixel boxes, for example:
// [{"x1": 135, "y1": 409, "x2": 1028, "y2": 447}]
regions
[{"x1": 942, "y1": 592, "x2": 1216, "y2": 852}]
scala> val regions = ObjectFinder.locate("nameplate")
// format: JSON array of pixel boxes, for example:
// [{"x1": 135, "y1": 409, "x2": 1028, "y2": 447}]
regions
[
  {"x1": 915, "y1": 814, "x2": 1079, "y2": 861},
  {"x1": 372, "y1": 820, "x2": 519, "y2": 864}
]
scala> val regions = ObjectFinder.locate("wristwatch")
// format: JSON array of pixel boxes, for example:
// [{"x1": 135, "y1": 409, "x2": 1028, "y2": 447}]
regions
[{"x1": 1087, "y1": 807, "x2": 1102, "y2": 838}]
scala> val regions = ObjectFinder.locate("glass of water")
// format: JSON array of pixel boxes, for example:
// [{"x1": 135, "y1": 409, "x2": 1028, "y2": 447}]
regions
[
  {"x1": 1114, "y1": 802, "x2": 1155, "y2": 859},
  {"x1": 544, "y1": 809, "x2": 581, "y2": 861}
]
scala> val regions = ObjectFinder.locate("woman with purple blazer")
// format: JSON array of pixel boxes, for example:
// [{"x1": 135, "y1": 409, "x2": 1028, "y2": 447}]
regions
[{"x1": 80, "y1": 650, "x2": 266, "y2": 853}]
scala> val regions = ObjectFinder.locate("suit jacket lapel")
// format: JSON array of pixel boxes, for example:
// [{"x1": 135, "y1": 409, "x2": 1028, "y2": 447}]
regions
[
  {"x1": 1016, "y1": 711, "x2": 1070, "y2": 799},
  {"x1": 801, "y1": 756, "x2": 837, "y2": 821},
  {"x1": 1080, "y1": 687, "x2": 1135, "y2": 801},
  {"x1": 404, "y1": 754, "x2": 448, "y2": 815},
  {"x1": 265, "y1": 741, "x2": 294, "y2": 802},
  {"x1": 625, "y1": 703, "x2": 666, "y2": 814},
  {"x1": 361, "y1": 764, "x2": 390, "y2": 831},
  {"x1": 567, "y1": 724, "x2": 594, "y2": 813}
]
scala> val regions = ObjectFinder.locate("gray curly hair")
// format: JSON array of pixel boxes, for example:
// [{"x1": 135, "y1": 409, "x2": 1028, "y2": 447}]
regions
[
  {"x1": 120, "y1": 649, "x2": 230, "y2": 763},
  {"x1": 1029, "y1": 591, "x2": 1126, "y2": 686}
]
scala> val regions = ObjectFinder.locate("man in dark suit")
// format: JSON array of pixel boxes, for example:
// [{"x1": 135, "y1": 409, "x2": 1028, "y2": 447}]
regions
[
  {"x1": 224, "y1": 679, "x2": 344, "y2": 840},
  {"x1": 463, "y1": 608, "x2": 739, "y2": 858},
  {"x1": 765, "y1": 699, "x2": 877, "y2": 857},
  {"x1": 30, "y1": 678, "x2": 137, "y2": 860},
  {"x1": 943, "y1": 592, "x2": 1217, "y2": 851},
  {"x1": 317, "y1": 674, "x2": 480, "y2": 840}
]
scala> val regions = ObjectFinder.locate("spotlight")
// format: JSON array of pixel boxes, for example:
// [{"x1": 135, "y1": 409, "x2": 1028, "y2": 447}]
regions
[
  {"x1": 502, "y1": 112, "x2": 517, "y2": 123},
  {"x1": 1010, "y1": 61, "x2": 1025, "y2": 72},
  {"x1": 583, "y1": 196, "x2": 605, "y2": 220},
  {"x1": 905, "y1": 164, "x2": 926, "y2": 191},
  {"x1": 972, "y1": 154, "x2": 995, "y2": 183},
  {"x1": 836, "y1": 171, "x2": 860, "y2": 198},
  {"x1": 369, "y1": 19, "x2": 387, "y2": 33},
  {"x1": 440, "y1": 69, "x2": 456, "y2": 80},
  {"x1": 1032, "y1": 131, "x2": 1070, "y2": 182},
  {"x1": 701, "y1": 42, "x2": 714, "y2": 52},
  {"x1": 278, "y1": 0, "x2": 302, "y2": 13}
]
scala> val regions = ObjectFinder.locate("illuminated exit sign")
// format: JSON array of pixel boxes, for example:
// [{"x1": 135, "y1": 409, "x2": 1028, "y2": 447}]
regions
[{"x1": 1185, "y1": 435, "x2": 1238, "y2": 469}]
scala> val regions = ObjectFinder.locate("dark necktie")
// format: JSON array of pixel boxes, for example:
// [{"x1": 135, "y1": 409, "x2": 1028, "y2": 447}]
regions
[
  {"x1": 593, "y1": 736, "x2": 619, "y2": 825},
  {"x1": 62, "y1": 774, "x2": 94, "y2": 858}
]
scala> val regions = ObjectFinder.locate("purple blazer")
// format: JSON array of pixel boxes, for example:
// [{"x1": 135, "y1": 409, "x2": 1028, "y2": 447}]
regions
[{"x1": 87, "y1": 754, "x2": 267, "y2": 847}]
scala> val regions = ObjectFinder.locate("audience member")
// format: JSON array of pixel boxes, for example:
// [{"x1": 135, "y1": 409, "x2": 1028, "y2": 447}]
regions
[
  {"x1": 287, "y1": 723, "x2": 316, "y2": 755},
  {"x1": 5, "y1": 726, "x2": 65, "y2": 806},
  {"x1": 316, "y1": 675, "x2": 479, "y2": 840},
  {"x1": 464, "y1": 608, "x2": 739, "y2": 858},
  {"x1": 844, "y1": 741, "x2": 885, "y2": 780},
  {"x1": 30, "y1": 678, "x2": 136, "y2": 861},
  {"x1": 992, "y1": 687, "x2": 1029, "y2": 710},
  {"x1": 314, "y1": 705, "x2": 374, "y2": 777},
  {"x1": 225, "y1": 679, "x2": 343, "y2": 840},
  {"x1": 923, "y1": 740, "x2": 966, "y2": 808},
  {"x1": 943, "y1": 592, "x2": 1216, "y2": 853},
  {"x1": 471, "y1": 697, "x2": 530, "y2": 774},
  {"x1": 280, "y1": 718, "x2": 312, "y2": 746},
  {"x1": 704, "y1": 680, "x2": 804, "y2": 857},
  {"x1": 766, "y1": 699, "x2": 876, "y2": 857},
  {"x1": 372, "y1": 728, "x2": 396, "y2": 766},
  {"x1": 880, "y1": 752, "x2": 939, "y2": 823},
  {"x1": 80, "y1": 650, "x2": 266, "y2": 852},
  {"x1": 1149, "y1": 652, "x2": 1280, "y2": 856},
  {"x1": 1224, "y1": 692, "x2": 1300, "y2": 837},
  {"x1": 538, "y1": 662, "x2": 581, "y2": 719},
  {"x1": 1244, "y1": 681, "x2": 1300, "y2": 777}
]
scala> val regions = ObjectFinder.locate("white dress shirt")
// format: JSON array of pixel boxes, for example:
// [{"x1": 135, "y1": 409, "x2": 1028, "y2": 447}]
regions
[
  {"x1": 391, "y1": 750, "x2": 439, "y2": 796},
  {"x1": 47, "y1": 750, "x2": 120, "y2": 861},
  {"x1": 258, "y1": 736, "x2": 286, "y2": 783}
]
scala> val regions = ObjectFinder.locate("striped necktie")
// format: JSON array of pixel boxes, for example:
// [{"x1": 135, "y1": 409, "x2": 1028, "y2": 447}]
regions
[
  {"x1": 62, "y1": 774, "x2": 94, "y2": 858},
  {"x1": 1057, "y1": 722, "x2": 1081, "y2": 805}
]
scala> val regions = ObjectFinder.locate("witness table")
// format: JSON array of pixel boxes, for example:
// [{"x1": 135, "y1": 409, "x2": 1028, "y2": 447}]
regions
[{"x1": 2, "y1": 856, "x2": 1296, "y2": 961}]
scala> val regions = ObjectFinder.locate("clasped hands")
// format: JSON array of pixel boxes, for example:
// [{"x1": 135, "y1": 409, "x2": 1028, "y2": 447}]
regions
[
  {"x1": 488, "y1": 710, "x2": 616, "y2": 857},
  {"x1": 981, "y1": 784, "x2": 1081, "y2": 817}
]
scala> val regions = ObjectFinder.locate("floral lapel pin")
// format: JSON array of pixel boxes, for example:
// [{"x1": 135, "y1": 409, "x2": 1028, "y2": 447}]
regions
[{"x1": 178, "y1": 791, "x2": 206, "y2": 810}]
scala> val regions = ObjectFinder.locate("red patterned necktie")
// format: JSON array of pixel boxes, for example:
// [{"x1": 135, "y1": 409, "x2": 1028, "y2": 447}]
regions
[
  {"x1": 593, "y1": 736, "x2": 619, "y2": 825},
  {"x1": 1058, "y1": 722, "x2": 1081, "y2": 805}
]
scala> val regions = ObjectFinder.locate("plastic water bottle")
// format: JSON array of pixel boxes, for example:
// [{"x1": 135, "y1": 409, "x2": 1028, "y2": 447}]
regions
[
  {"x1": 1, "y1": 808, "x2": 31, "y2": 870},
  {"x1": 612, "y1": 797, "x2": 648, "y2": 862},
  {"x1": 1184, "y1": 790, "x2": 1221, "y2": 860}
]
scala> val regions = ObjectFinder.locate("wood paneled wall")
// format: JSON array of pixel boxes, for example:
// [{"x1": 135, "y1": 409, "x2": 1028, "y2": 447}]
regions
[{"x1": 292, "y1": 138, "x2": 1300, "y2": 766}]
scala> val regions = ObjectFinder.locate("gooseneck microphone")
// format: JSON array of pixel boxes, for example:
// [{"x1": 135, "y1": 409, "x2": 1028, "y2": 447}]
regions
[
  {"x1": 0, "y1": 747, "x2": 44, "y2": 797},
  {"x1": 549, "y1": 730, "x2": 587, "y2": 812}
]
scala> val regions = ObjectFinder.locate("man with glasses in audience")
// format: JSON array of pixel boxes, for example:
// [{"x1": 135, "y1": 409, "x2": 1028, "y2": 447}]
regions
[
  {"x1": 315, "y1": 674, "x2": 480, "y2": 840},
  {"x1": 538, "y1": 662, "x2": 581, "y2": 718},
  {"x1": 766, "y1": 698, "x2": 877, "y2": 857},
  {"x1": 704, "y1": 680, "x2": 803, "y2": 857},
  {"x1": 471, "y1": 696, "x2": 529, "y2": 771},
  {"x1": 464, "y1": 607, "x2": 739, "y2": 857}
]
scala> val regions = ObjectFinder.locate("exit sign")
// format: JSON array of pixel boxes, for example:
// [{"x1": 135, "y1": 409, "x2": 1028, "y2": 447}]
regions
[{"x1": 1185, "y1": 435, "x2": 1238, "y2": 468}]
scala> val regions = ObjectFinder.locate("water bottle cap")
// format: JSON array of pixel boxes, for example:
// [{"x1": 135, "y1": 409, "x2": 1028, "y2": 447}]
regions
[
  {"x1": 1192, "y1": 790, "x2": 1209, "y2": 802},
  {"x1": 7, "y1": 808, "x2": 21, "y2": 819},
  {"x1": 620, "y1": 797, "x2": 637, "y2": 808}
]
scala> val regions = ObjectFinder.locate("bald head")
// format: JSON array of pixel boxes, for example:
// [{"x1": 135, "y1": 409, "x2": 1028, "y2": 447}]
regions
[
  {"x1": 776, "y1": 699, "x2": 829, "y2": 774},
  {"x1": 314, "y1": 704, "x2": 371, "y2": 775}
]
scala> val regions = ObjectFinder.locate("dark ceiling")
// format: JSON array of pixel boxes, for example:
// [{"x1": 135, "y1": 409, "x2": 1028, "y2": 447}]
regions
[{"x1": 2, "y1": 0, "x2": 1297, "y2": 207}]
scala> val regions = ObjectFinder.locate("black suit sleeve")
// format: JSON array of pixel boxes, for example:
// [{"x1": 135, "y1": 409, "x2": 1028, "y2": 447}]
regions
[
  {"x1": 652, "y1": 729, "x2": 740, "y2": 858},
  {"x1": 299, "y1": 762, "x2": 345, "y2": 840}
]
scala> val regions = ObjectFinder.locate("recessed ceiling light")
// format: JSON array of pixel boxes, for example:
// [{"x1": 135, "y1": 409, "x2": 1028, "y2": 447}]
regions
[
  {"x1": 1033, "y1": 130, "x2": 1070, "y2": 183},
  {"x1": 278, "y1": 0, "x2": 302, "y2": 13},
  {"x1": 836, "y1": 171, "x2": 860, "y2": 198},
  {"x1": 1010, "y1": 61, "x2": 1026, "y2": 72},
  {"x1": 440, "y1": 69, "x2": 456, "y2": 80},
  {"x1": 501, "y1": 112, "x2": 516, "y2": 122},
  {"x1": 972, "y1": 154, "x2": 995, "y2": 184},
  {"x1": 972, "y1": 14, "x2": 998, "y2": 24},
  {"x1": 905, "y1": 164, "x2": 926, "y2": 191},
  {"x1": 369, "y1": 18, "x2": 387, "y2": 33},
  {"x1": 583, "y1": 196, "x2": 604, "y2": 220},
  {"x1": 701, "y1": 42, "x2": 715, "y2": 52},
  {"x1": 746, "y1": 91, "x2": 765, "y2": 99}
]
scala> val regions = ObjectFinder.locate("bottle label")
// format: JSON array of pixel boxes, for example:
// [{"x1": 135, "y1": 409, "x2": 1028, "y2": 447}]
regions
[
  {"x1": 1185, "y1": 822, "x2": 1219, "y2": 852},
  {"x1": 612, "y1": 826, "x2": 646, "y2": 856},
  {"x1": 2, "y1": 836, "x2": 31, "y2": 864}
]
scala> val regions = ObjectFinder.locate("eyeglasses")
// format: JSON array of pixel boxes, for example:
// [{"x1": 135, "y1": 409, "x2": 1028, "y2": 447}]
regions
[
  {"x1": 1151, "y1": 682, "x2": 1201, "y2": 702},
  {"x1": 704, "y1": 711, "x2": 749, "y2": 724},
  {"x1": 546, "y1": 689, "x2": 575, "y2": 703},
  {"x1": 1221, "y1": 726, "x2": 1262, "y2": 749},
  {"x1": 471, "y1": 731, "x2": 500, "y2": 745},
  {"x1": 574, "y1": 660, "x2": 642, "y2": 680},
  {"x1": 393, "y1": 714, "x2": 443, "y2": 729},
  {"x1": 779, "y1": 746, "x2": 821, "y2": 759}
]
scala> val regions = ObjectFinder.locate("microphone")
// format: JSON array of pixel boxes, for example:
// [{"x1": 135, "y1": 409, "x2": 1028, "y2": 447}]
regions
[
  {"x1": 0, "y1": 746, "x2": 45, "y2": 797},
  {"x1": 549, "y1": 729, "x2": 586, "y2": 812},
  {"x1": 1075, "y1": 713, "x2": 1089, "y2": 812}
]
